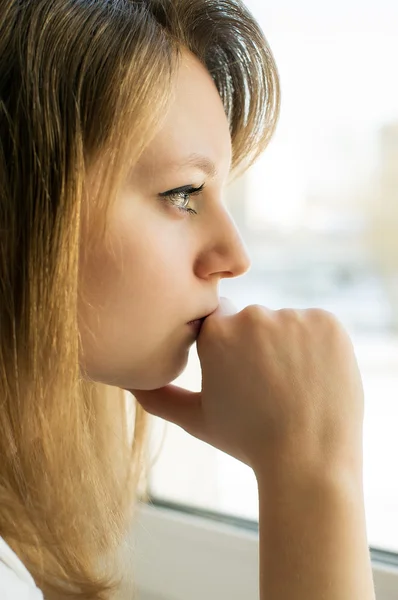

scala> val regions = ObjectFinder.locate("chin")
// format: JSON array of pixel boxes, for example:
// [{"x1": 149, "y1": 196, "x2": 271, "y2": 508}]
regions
[
  {"x1": 137, "y1": 357, "x2": 190, "y2": 391},
  {"x1": 81, "y1": 341, "x2": 191, "y2": 390},
  {"x1": 89, "y1": 358, "x2": 189, "y2": 392}
]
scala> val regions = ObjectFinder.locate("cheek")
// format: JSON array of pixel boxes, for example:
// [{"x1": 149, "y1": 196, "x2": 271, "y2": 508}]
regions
[
  {"x1": 79, "y1": 219, "x2": 193, "y2": 339},
  {"x1": 77, "y1": 224, "x2": 195, "y2": 388},
  {"x1": 114, "y1": 215, "x2": 194, "y2": 291}
]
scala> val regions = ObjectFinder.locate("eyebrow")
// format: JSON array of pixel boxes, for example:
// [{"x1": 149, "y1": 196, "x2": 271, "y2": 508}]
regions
[{"x1": 170, "y1": 153, "x2": 218, "y2": 179}]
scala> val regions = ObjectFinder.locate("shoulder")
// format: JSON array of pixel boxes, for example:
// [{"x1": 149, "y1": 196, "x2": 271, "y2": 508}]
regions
[{"x1": 0, "y1": 537, "x2": 44, "y2": 600}]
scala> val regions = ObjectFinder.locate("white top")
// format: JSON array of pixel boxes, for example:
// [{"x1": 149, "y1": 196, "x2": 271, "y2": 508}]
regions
[{"x1": 0, "y1": 536, "x2": 44, "y2": 599}]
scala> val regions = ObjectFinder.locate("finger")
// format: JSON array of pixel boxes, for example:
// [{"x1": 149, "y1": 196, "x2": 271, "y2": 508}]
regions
[
  {"x1": 214, "y1": 296, "x2": 238, "y2": 317},
  {"x1": 126, "y1": 384, "x2": 205, "y2": 439}
]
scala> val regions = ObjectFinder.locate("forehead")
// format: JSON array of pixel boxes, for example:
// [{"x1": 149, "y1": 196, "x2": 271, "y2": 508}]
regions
[{"x1": 135, "y1": 50, "x2": 232, "y2": 177}]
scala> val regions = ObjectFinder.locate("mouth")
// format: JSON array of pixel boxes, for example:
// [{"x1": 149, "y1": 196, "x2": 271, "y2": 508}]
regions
[
  {"x1": 187, "y1": 307, "x2": 218, "y2": 326},
  {"x1": 187, "y1": 318, "x2": 205, "y2": 327},
  {"x1": 186, "y1": 315, "x2": 208, "y2": 336}
]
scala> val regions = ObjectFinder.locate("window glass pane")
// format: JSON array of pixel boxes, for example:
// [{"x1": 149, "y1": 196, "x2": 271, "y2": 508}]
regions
[{"x1": 148, "y1": 0, "x2": 398, "y2": 554}]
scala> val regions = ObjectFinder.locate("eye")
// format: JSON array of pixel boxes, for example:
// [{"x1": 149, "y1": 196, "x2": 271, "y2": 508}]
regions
[{"x1": 158, "y1": 183, "x2": 204, "y2": 215}]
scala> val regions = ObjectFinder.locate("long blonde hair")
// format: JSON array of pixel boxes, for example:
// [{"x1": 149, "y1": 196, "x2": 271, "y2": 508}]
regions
[{"x1": 0, "y1": 0, "x2": 280, "y2": 598}]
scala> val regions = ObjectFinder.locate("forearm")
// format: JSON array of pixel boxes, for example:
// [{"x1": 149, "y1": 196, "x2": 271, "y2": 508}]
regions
[{"x1": 256, "y1": 467, "x2": 376, "y2": 600}]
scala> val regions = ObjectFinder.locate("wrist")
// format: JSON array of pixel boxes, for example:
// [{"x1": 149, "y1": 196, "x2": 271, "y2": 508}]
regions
[
  {"x1": 255, "y1": 458, "x2": 373, "y2": 600},
  {"x1": 254, "y1": 452, "x2": 364, "y2": 502}
]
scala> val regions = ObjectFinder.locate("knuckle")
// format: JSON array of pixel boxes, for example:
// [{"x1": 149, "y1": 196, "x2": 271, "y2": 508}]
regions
[
  {"x1": 277, "y1": 308, "x2": 301, "y2": 322},
  {"x1": 307, "y1": 307, "x2": 331, "y2": 321},
  {"x1": 307, "y1": 308, "x2": 344, "y2": 332},
  {"x1": 240, "y1": 304, "x2": 270, "y2": 323}
]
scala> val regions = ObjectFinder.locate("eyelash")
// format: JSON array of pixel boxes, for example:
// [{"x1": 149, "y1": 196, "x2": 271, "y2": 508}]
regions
[{"x1": 158, "y1": 183, "x2": 205, "y2": 215}]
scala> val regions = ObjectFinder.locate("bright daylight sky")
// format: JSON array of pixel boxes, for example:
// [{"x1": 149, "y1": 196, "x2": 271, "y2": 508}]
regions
[{"x1": 243, "y1": 1, "x2": 398, "y2": 229}]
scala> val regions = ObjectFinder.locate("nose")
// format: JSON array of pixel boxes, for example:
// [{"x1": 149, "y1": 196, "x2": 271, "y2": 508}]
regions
[{"x1": 194, "y1": 205, "x2": 252, "y2": 280}]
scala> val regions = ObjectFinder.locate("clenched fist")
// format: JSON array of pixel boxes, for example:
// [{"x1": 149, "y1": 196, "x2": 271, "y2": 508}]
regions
[{"x1": 130, "y1": 297, "x2": 364, "y2": 478}]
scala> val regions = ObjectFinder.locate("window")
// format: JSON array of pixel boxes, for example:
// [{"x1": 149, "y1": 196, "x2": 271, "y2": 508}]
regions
[{"x1": 137, "y1": 2, "x2": 398, "y2": 599}]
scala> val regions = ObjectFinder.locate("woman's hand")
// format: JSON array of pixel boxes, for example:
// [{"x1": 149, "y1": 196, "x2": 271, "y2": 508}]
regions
[
  {"x1": 129, "y1": 297, "x2": 375, "y2": 600},
  {"x1": 129, "y1": 297, "x2": 364, "y2": 477}
]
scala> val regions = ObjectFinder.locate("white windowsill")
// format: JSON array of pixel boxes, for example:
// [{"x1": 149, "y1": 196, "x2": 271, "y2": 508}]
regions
[{"x1": 131, "y1": 502, "x2": 398, "y2": 600}]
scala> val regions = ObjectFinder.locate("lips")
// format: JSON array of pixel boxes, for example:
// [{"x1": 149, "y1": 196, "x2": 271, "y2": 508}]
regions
[
  {"x1": 187, "y1": 318, "x2": 205, "y2": 325},
  {"x1": 187, "y1": 307, "x2": 218, "y2": 325}
]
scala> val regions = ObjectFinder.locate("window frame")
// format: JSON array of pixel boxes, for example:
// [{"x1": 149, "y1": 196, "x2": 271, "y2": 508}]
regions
[{"x1": 132, "y1": 501, "x2": 398, "y2": 600}]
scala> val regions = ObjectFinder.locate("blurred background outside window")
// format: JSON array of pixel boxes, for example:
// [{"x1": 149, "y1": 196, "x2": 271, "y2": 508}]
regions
[{"x1": 147, "y1": 0, "x2": 398, "y2": 554}]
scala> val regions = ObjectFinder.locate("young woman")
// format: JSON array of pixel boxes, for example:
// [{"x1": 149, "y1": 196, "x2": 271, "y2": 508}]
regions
[{"x1": 0, "y1": 0, "x2": 376, "y2": 598}]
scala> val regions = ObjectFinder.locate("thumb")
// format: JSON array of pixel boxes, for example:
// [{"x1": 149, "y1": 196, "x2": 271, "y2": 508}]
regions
[
  {"x1": 213, "y1": 296, "x2": 238, "y2": 318},
  {"x1": 127, "y1": 384, "x2": 205, "y2": 439}
]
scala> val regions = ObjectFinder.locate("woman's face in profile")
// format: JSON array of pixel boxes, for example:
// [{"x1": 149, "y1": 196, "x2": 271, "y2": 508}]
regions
[{"x1": 78, "y1": 49, "x2": 251, "y2": 391}]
